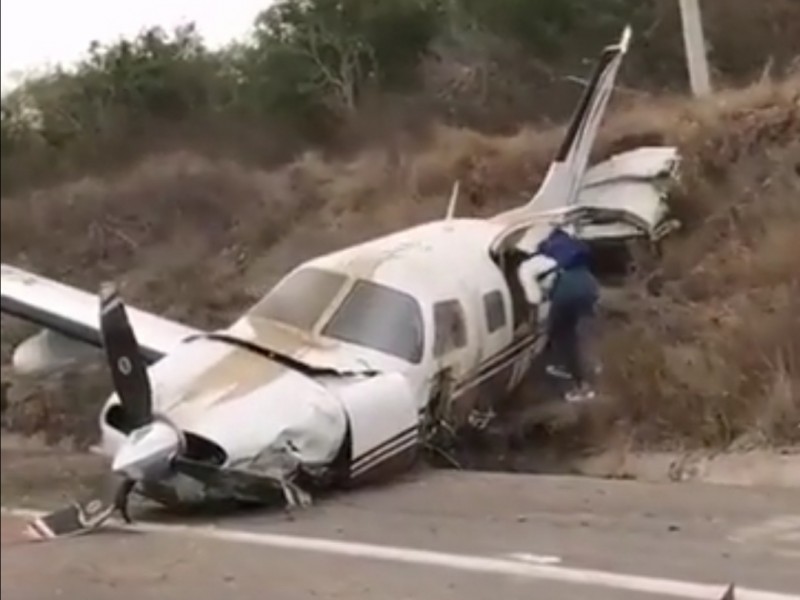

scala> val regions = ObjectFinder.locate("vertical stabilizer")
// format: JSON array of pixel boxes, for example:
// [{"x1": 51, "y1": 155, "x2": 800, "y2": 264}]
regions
[{"x1": 493, "y1": 26, "x2": 632, "y2": 224}]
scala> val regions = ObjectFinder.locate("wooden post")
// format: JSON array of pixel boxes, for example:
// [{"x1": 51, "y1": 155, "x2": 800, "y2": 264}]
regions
[{"x1": 678, "y1": 0, "x2": 712, "y2": 96}]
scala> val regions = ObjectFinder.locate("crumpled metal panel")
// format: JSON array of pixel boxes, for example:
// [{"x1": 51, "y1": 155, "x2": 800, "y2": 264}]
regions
[
  {"x1": 575, "y1": 146, "x2": 681, "y2": 239},
  {"x1": 582, "y1": 146, "x2": 681, "y2": 188}
]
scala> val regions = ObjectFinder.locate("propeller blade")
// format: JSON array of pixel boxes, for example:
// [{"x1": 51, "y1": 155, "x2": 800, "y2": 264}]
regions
[
  {"x1": 99, "y1": 282, "x2": 152, "y2": 430},
  {"x1": 24, "y1": 474, "x2": 128, "y2": 540},
  {"x1": 114, "y1": 478, "x2": 137, "y2": 524}
]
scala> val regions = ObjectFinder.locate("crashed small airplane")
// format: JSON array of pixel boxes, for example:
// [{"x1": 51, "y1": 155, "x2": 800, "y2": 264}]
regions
[{"x1": 1, "y1": 26, "x2": 681, "y2": 539}]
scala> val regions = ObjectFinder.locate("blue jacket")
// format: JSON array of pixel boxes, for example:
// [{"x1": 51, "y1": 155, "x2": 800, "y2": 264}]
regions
[{"x1": 536, "y1": 227, "x2": 591, "y2": 271}]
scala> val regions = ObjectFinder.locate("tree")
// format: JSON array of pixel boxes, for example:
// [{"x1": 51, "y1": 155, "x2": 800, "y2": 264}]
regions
[
  {"x1": 456, "y1": 0, "x2": 643, "y2": 56},
  {"x1": 77, "y1": 24, "x2": 225, "y2": 120},
  {"x1": 246, "y1": 0, "x2": 443, "y2": 117}
]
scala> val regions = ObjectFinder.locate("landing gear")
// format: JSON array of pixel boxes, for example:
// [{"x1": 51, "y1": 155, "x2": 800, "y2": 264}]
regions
[{"x1": 421, "y1": 369, "x2": 461, "y2": 469}]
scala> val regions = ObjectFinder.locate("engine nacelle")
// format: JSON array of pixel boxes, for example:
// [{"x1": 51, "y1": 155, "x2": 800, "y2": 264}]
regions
[{"x1": 11, "y1": 329, "x2": 100, "y2": 376}]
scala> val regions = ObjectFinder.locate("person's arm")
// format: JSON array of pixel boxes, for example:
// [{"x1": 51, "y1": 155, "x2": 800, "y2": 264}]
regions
[{"x1": 518, "y1": 255, "x2": 559, "y2": 304}]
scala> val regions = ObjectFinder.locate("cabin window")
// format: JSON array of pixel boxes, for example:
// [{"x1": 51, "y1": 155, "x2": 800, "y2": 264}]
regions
[
  {"x1": 483, "y1": 290, "x2": 506, "y2": 333},
  {"x1": 322, "y1": 279, "x2": 424, "y2": 364},
  {"x1": 248, "y1": 267, "x2": 346, "y2": 331},
  {"x1": 433, "y1": 300, "x2": 467, "y2": 357}
]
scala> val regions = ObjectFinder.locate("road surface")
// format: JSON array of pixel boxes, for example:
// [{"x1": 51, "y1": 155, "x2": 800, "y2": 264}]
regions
[{"x1": 2, "y1": 470, "x2": 799, "y2": 600}]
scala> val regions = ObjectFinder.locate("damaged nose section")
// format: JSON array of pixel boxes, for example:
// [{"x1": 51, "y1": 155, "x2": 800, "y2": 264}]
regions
[{"x1": 112, "y1": 420, "x2": 182, "y2": 481}]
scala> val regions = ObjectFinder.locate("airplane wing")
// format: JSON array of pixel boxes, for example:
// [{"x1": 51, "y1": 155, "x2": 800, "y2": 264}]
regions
[{"x1": 1, "y1": 263, "x2": 201, "y2": 372}]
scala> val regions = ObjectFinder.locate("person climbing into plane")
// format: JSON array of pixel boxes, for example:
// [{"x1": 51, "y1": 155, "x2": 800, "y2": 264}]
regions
[{"x1": 526, "y1": 224, "x2": 600, "y2": 403}]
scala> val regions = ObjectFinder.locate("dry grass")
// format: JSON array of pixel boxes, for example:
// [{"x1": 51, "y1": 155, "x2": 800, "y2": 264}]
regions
[
  {"x1": 2, "y1": 77, "x2": 799, "y2": 451},
  {"x1": 594, "y1": 77, "x2": 800, "y2": 449}
]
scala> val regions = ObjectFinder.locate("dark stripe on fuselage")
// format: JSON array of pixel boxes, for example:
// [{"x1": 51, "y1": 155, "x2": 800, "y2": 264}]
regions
[
  {"x1": 350, "y1": 424, "x2": 419, "y2": 471},
  {"x1": 473, "y1": 332, "x2": 538, "y2": 378},
  {"x1": 346, "y1": 333, "x2": 542, "y2": 485},
  {"x1": 347, "y1": 445, "x2": 419, "y2": 487},
  {"x1": 453, "y1": 331, "x2": 543, "y2": 396},
  {"x1": 351, "y1": 430, "x2": 418, "y2": 478}
]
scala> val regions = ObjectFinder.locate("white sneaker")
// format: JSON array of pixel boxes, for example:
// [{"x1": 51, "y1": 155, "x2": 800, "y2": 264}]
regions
[
  {"x1": 546, "y1": 364, "x2": 573, "y2": 380},
  {"x1": 565, "y1": 387, "x2": 596, "y2": 403},
  {"x1": 468, "y1": 408, "x2": 496, "y2": 430}
]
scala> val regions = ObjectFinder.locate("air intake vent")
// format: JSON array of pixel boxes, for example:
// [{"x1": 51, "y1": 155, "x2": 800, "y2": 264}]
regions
[{"x1": 183, "y1": 432, "x2": 227, "y2": 466}]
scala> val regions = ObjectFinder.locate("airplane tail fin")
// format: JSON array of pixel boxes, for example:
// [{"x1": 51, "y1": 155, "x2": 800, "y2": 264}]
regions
[{"x1": 494, "y1": 26, "x2": 632, "y2": 222}]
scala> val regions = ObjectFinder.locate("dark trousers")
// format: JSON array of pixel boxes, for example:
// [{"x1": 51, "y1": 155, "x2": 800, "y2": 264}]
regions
[{"x1": 545, "y1": 268, "x2": 598, "y2": 385}]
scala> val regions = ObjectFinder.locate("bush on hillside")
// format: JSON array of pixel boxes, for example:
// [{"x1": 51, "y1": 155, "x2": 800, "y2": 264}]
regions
[
  {"x1": 3, "y1": 0, "x2": 799, "y2": 195},
  {"x1": 2, "y1": 77, "x2": 798, "y2": 451}
]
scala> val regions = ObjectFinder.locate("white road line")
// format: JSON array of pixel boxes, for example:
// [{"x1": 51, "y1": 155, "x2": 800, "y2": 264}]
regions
[
  {"x1": 3, "y1": 507, "x2": 798, "y2": 600},
  {"x1": 504, "y1": 552, "x2": 562, "y2": 565}
]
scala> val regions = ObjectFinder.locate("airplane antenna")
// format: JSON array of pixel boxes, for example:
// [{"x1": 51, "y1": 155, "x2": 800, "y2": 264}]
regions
[{"x1": 445, "y1": 180, "x2": 460, "y2": 220}]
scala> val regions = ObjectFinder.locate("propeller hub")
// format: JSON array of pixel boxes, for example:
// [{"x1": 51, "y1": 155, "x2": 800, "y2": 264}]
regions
[{"x1": 112, "y1": 420, "x2": 181, "y2": 481}]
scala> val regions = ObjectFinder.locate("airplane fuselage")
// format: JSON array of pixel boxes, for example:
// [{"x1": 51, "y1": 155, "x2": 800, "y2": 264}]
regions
[{"x1": 97, "y1": 218, "x2": 554, "y2": 505}]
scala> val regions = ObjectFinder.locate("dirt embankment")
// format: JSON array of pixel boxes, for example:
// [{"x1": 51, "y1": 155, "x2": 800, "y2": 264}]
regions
[{"x1": 1, "y1": 77, "x2": 799, "y2": 458}]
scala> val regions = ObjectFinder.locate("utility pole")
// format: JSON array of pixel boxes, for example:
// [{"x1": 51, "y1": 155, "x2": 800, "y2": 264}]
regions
[{"x1": 678, "y1": 0, "x2": 712, "y2": 96}]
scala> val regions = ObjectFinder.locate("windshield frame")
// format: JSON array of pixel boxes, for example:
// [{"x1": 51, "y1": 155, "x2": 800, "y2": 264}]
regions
[{"x1": 245, "y1": 266, "x2": 348, "y2": 333}]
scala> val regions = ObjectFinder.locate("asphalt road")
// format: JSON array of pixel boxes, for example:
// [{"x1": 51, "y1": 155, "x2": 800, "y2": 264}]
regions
[{"x1": 2, "y1": 470, "x2": 799, "y2": 600}]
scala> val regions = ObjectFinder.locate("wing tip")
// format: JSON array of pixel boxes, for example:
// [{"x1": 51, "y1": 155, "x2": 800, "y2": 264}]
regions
[
  {"x1": 100, "y1": 283, "x2": 117, "y2": 299},
  {"x1": 99, "y1": 282, "x2": 124, "y2": 314}
]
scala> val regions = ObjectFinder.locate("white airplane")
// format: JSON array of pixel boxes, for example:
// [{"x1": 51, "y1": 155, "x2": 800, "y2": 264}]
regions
[{"x1": 1, "y1": 27, "x2": 680, "y2": 539}]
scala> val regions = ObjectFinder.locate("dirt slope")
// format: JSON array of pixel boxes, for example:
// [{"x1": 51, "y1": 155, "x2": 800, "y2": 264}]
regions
[{"x1": 1, "y1": 77, "x2": 798, "y2": 454}]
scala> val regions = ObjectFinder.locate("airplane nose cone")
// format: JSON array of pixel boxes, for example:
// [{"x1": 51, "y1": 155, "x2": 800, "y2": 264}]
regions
[{"x1": 112, "y1": 420, "x2": 180, "y2": 481}]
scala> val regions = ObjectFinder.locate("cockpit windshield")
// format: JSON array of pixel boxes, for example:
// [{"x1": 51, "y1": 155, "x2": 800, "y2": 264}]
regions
[
  {"x1": 247, "y1": 267, "x2": 347, "y2": 331},
  {"x1": 321, "y1": 279, "x2": 424, "y2": 364}
]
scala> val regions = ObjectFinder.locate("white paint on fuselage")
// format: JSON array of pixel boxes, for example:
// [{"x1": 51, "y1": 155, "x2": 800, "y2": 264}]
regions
[{"x1": 97, "y1": 218, "x2": 557, "y2": 502}]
